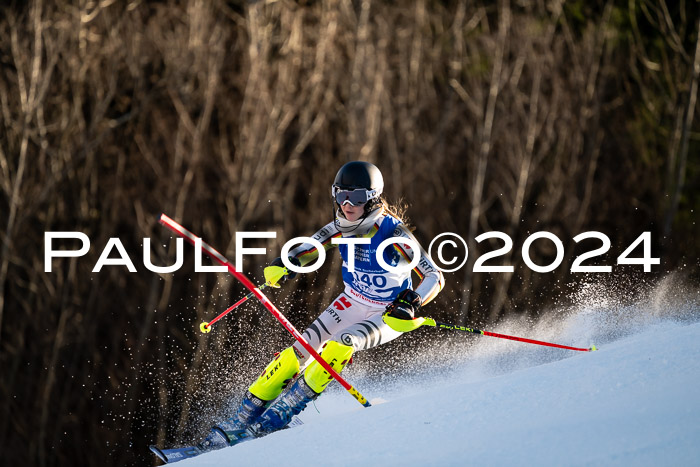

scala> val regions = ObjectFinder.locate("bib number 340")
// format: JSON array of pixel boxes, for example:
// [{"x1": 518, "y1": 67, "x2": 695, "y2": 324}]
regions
[{"x1": 356, "y1": 273, "x2": 387, "y2": 288}]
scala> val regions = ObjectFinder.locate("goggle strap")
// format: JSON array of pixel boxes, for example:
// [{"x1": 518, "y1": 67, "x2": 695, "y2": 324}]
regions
[{"x1": 332, "y1": 186, "x2": 380, "y2": 200}]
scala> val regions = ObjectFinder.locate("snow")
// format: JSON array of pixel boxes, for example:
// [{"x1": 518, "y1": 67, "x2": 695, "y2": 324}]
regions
[{"x1": 171, "y1": 291, "x2": 700, "y2": 466}]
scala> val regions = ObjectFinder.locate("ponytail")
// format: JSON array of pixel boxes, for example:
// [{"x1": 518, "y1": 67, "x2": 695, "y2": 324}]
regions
[{"x1": 381, "y1": 198, "x2": 415, "y2": 231}]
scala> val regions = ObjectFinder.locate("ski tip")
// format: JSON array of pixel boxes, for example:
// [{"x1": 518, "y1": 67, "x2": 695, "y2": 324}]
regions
[
  {"x1": 149, "y1": 445, "x2": 169, "y2": 464},
  {"x1": 287, "y1": 415, "x2": 304, "y2": 428},
  {"x1": 589, "y1": 344, "x2": 598, "y2": 352}
]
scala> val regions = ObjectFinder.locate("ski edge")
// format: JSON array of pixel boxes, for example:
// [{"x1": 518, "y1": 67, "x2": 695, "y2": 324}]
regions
[{"x1": 148, "y1": 445, "x2": 169, "y2": 463}]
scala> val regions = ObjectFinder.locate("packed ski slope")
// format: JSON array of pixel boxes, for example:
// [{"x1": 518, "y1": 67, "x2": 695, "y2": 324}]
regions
[{"x1": 174, "y1": 279, "x2": 700, "y2": 466}]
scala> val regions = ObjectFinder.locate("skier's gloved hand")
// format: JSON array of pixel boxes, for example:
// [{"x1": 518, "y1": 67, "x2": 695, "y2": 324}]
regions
[
  {"x1": 264, "y1": 257, "x2": 301, "y2": 287},
  {"x1": 385, "y1": 289, "x2": 422, "y2": 320}
]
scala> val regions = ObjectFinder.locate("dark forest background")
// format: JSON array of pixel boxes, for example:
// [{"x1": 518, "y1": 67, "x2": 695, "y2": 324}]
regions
[{"x1": 1, "y1": 1, "x2": 698, "y2": 465}]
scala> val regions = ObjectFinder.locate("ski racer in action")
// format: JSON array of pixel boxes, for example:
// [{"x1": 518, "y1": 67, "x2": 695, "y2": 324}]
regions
[{"x1": 206, "y1": 160, "x2": 445, "y2": 447}]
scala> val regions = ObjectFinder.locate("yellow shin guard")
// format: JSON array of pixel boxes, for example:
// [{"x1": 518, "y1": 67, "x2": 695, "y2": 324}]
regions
[
  {"x1": 304, "y1": 341, "x2": 354, "y2": 394},
  {"x1": 249, "y1": 347, "x2": 300, "y2": 401}
]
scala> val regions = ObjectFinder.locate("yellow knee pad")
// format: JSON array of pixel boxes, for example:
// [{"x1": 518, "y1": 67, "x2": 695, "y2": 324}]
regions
[
  {"x1": 304, "y1": 341, "x2": 354, "y2": 394},
  {"x1": 249, "y1": 347, "x2": 300, "y2": 401}
]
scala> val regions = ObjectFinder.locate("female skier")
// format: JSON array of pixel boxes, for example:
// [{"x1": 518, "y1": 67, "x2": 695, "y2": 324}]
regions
[{"x1": 209, "y1": 161, "x2": 444, "y2": 446}]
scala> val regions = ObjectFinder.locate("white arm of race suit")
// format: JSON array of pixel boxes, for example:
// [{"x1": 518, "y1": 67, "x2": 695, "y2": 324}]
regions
[
  {"x1": 285, "y1": 221, "x2": 341, "y2": 267},
  {"x1": 391, "y1": 224, "x2": 445, "y2": 306}
]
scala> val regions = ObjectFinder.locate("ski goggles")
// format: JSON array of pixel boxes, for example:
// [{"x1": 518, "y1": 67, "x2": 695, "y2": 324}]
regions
[{"x1": 332, "y1": 186, "x2": 380, "y2": 206}]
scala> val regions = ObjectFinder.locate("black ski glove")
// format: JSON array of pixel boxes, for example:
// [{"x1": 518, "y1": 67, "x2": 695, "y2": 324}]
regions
[{"x1": 385, "y1": 289, "x2": 422, "y2": 320}]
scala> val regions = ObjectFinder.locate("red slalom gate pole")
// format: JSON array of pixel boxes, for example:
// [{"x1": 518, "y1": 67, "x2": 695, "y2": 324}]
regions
[
  {"x1": 424, "y1": 319, "x2": 597, "y2": 352},
  {"x1": 159, "y1": 214, "x2": 371, "y2": 407}
]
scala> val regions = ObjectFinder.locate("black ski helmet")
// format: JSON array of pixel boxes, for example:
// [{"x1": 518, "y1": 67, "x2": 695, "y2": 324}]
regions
[{"x1": 332, "y1": 161, "x2": 384, "y2": 213}]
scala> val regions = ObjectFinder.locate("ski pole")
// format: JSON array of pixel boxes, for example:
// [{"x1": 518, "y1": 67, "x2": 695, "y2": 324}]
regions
[
  {"x1": 199, "y1": 284, "x2": 272, "y2": 334},
  {"x1": 423, "y1": 318, "x2": 597, "y2": 352},
  {"x1": 159, "y1": 214, "x2": 372, "y2": 408},
  {"x1": 201, "y1": 265, "x2": 293, "y2": 332}
]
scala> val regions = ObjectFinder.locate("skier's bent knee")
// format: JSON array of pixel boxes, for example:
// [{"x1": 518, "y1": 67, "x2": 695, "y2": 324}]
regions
[{"x1": 304, "y1": 340, "x2": 354, "y2": 393}]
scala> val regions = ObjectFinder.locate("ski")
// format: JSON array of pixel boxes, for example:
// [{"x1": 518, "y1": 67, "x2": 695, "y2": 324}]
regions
[
  {"x1": 149, "y1": 445, "x2": 205, "y2": 463},
  {"x1": 148, "y1": 429, "x2": 251, "y2": 464},
  {"x1": 149, "y1": 416, "x2": 304, "y2": 464}
]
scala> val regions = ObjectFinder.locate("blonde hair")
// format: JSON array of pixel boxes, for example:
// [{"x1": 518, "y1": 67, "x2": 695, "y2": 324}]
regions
[{"x1": 381, "y1": 198, "x2": 414, "y2": 231}]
